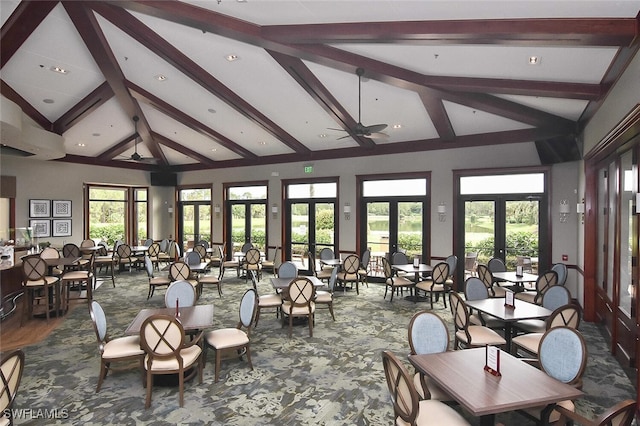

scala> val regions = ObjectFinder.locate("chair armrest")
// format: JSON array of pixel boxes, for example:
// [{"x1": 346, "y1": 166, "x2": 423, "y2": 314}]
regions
[{"x1": 184, "y1": 330, "x2": 204, "y2": 347}]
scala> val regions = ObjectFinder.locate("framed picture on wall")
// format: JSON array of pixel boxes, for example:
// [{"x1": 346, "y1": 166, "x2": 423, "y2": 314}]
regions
[
  {"x1": 52, "y1": 200, "x2": 72, "y2": 217},
  {"x1": 29, "y1": 199, "x2": 50, "y2": 218},
  {"x1": 52, "y1": 219, "x2": 72, "y2": 237},
  {"x1": 29, "y1": 219, "x2": 51, "y2": 238}
]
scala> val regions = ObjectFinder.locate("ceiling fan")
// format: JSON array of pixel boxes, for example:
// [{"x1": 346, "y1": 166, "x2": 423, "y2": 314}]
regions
[
  {"x1": 330, "y1": 67, "x2": 388, "y2": 140},
  {"x1": 117, "y1": 115, "x2": 159, "y2": 163}
]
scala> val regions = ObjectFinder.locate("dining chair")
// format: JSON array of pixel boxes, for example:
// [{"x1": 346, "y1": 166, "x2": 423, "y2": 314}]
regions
[
  {"x1": 240, "y1": 242, "x2": 253, "y2": 253},
  {"x1": 80, "y1": 238, "x2": 96, "y2": 248},
  {"x1": 40, "y1": 247, "x2": 63, "y2": 276},
  {"x1": 382, "y1": 257, "x2": 415, "y2": 302},
  {"x1": 463, "y1": 252, "x2": 478, "y2": 278},
  {"x1": 407, "y1": 311, "x2": 453, "y2": 401},
  {"x1": 139, "y1": 314, "x2": 203, "y2": 408},
  {"x1": 218, "y1": 245, "x2": 240, "y2": 279},
  {"x1": 358, "y1": 249, "x2": 371, "y2": 288},
  {"x1": 88, "y1": 301, "x2": 144, "y2": 392},
  {"x1": 476, "y1": 264, "x2": 507, "y2": 298},
  {"x1": 115, "y1": 243, "x2": 138, "y2": 273},
  {"x1": 197, "y1": 240, "x2": 209, "y2": 249},
  {"x1": 193, "y1": 244, "x2": 209, "y2": 264},
  {"x1": 93, "y1": 242, "x2": 116, "y2": 287},
  {"x1": 260, "y1": 246, "x2": 278, "y2": 274},
  {"x1": 551, "y1": 263, "x2": 568, "y2": 286},
  {"x1": 516, "y1": 270, "x2": 558, "y2": 304},
  {"x1": 249, "y1": 271, "x2": 281, "y2": 326},
  {"x1": 308, "y1": 251, "x2": 332, "y2": 283},
  {"x1": 315, "y1": 266, "x2": 338, "y2": 321},
  {"x1": 381, "y1": 350, "x2": 470, "y2": 426},
  {"x1": 63, "y1": 242, "x2": 89, "y2": 270},
  {"x1": 556, "y1": 399, "x2": 636, "y2": 426},
  {"x1": 415, "y1": 262, "x2": 450, "y2": 309},
  {"x1": 242, "y1": 248, "x2": 263, "y2": 282},
  {"x1": 204, "y1": 288, "x2": 257, "y2": 382},
  {"x1": 146, "y1": 242, "x2": 161, "y2": 270},
  {"x1": 144, "y1": 255, "x2": 171, "y2": 300},
  {"x1": 463, "y1": 277, "x2": 504, "y2": 329},
  {"x1": 198, "y1": 269, "x2": 222, "y2": 298},
  {"x1": 517, "y1": 326, "x2": 587, "y2": 425},
  {"x1": 157, "y1": 239, "x2": 173, "y2": 266},
  {"x1": 444, "y1": 254, "x2": 457, "y2": 288},
  {"x1": 511, "y1": 285, "x2": 571, "y2": 336},
  {"x1": 449, "y1": 291, "x2": 506, "y2": 350},
  {"x1": 164, "y1": 280, "x2": 197, "y2": 309},
  {"x1": 337, "y1": 254, "x2": 361, "y2": 294},
  {"x1": 517, "y1": 255, "x2": 533, "y2": 273},
  {"x1": 62, "y1": 251, "x2": 95, "y2": 303},
  {"x1": 0, "y1": 349, "x2": 25, "y2": 426},
  {"x1": 168, "y1": 261, "x2": 199, "y2": 296},
  {"x1": 277, "y1": 261, "x2": 298, "y2": 279},
  {"x1": 21, "y1": 254, "x2": 61, "y2": 325},
  {"x1": 319, "y1": 247, "x2": 334, "y2": 262},
  {"x1": 390, "y1": 251, "x2": 412, "y2": 281},
  {"x1": 281, "y1": 277, "x2": 316, "y2": 337},
  {"x1": 511, "y1": 303, "x2": 582, "y2": 357}
]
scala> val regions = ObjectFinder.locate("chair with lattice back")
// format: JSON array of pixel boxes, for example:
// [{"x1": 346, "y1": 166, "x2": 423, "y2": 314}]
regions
[
  {"x1": 0, "y1": 349, "x2": 25, "y2": 425},
  {"x1": 21, "y1": 254, "x2": 61, "y2": 325},
  {"x1": 415, "y1": 262, "x2": 450, "y2": 309},
  {"x1": 337, "y1": 254, "x2": 361, "y2": 295}
]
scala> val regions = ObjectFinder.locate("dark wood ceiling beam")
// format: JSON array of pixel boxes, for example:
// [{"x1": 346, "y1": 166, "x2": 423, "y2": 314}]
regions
[
  {"x1": 1, "y1": 1, "x2": 58, "y2": 68},
  {"x1": 97, "y1": 133, "x2": 136, "y2": 160},
  {"x1": 0, "y1": 80, "x2": 51, "y2": 130},
  {"x1": 91, "y1": 2, "x2": 311, "y2": 155},
  {"x1": 262, "y1": 18, "x2": 638, "y2": 47},
  {"x1": 59, "y1": 154, "x2": 157, "y2": 170},
  {"x1": 267, "y1": 50, "x2": 375, "y2": 149},
  {"x1": 128, "y1": 81, "x2": 258, "y2": 160},
  {"x1": 418, "y1": 92, "x2": 455, "y2": 141},
  {"x1": 151, "y1": 131, "x2": 217, "y2": 166},
  {"x1": 61, "y1": 1, "x2": 168, "y2": 165},
  {"x1": 53, "y1": 82, "x2": 115, "y2": 134},
  {"x1": 294, "y1": 44, "x2": 576, "y2": 129}
]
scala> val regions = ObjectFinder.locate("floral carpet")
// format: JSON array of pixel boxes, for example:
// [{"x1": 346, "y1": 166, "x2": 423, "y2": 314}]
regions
[{"x1": 8, "y1": 268, "x2": 637, "y2": 425}]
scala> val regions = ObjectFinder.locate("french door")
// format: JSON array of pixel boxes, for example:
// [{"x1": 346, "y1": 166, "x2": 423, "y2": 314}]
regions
[
  {"x1": 362, "y1": 200, "x2": 425, "y2": 258},
  {"x1": 226, "y1": 201, "x2": 267, "y2": 253},
  {"x1": 285, "y1": 200, "x2": 336, "y2": 262},
  {"x1": 178, "y1": 201, "x2": 211, "y2": 252}
]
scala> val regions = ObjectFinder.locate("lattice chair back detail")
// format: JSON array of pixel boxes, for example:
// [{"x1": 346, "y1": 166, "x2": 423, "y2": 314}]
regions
[
  {"x1": 0, "y1": 349, "x2": 25, "y2": 425},
  {"x1": 169, "y1": 261, "x2": 192, "y2": 282}
]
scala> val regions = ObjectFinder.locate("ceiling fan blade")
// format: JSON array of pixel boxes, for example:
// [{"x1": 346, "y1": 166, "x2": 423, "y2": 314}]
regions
[
  {"x1": 327, "y1": 127, "x2": 348, "y2": 132},
  {"x1": 365, "y1": 123, "x2": 388, "y2": 133},
  {"x1": 139, "y1": 157, "x2": 160, "y2": 164},
  {"x1": 336, "y1": 134, "x2": 352, "y2": 140},
  {"x1": 366, "y1": 132, "x2": 389, "y2": 140}
]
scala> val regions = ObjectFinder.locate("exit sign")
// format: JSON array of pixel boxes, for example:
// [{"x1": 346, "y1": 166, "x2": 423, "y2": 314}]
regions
[{"x1": 304, "y1": 165, "x2": 313, "y2": 174}]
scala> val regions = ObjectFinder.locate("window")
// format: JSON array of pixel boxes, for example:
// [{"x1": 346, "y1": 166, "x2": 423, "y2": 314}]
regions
[{"x1": 87, "y1": 185, "x2": 147, "y2": 246}]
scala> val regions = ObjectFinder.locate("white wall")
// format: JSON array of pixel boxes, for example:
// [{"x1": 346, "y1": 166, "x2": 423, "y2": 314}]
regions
[{"x1": 2, "y1": 140, "x2": 578, "y2": 276}]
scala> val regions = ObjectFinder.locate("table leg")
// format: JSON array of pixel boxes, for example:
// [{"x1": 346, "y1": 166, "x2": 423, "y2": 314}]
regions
[
  {"x1": 504, "y1": 323, "x2": 513, "y2": 353},
  {"x1": 479, "y1": 414, "x2": 495, "y2": 426}
]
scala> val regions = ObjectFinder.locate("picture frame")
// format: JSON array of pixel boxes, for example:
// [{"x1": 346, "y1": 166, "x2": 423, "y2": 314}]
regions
[
  {"x1": 29, "y1": 199, "x2": 50, "y2": 218},
  {"x1": 52, "y1": 200, "x2": 72, "y2": 217},
  {"x1": 52, "y1": 219, "x2": 72, "y2": 237},
  {"x1": 29, "y1": 219, "x2": 51, "y2": 238}
]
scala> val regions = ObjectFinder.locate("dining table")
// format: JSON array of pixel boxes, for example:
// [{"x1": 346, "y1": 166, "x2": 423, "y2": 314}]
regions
[
  {"x1": 464, "y1": 297, "x2": 552, "y2": 352},
  {"x1": 492, "y1": 271, "x2": 538, "y2": 292},
  {"x1": 392, "y1": 263, "x2": 432, "y2": 302},
  {"x1": 319, "y1": 258, "x2": 342, "y2": 267},
  {"x1": 270, "y1": 275, "x2": 325, "y2": 291},
  {"x1": 124, "y1": 304, "x2": 214, "y2": 336},
  {"x1": 409, "y1": 347, "x2": 583, "y2": 426}
]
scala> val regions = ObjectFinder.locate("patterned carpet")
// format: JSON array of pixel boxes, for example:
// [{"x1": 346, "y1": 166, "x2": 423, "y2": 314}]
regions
[{"x1": 9, "y1": 267, "x2": 637, "y2": 425}]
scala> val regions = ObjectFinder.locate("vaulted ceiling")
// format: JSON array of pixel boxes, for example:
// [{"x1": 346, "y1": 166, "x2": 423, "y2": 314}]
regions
[{"x1": 1, "y1": 1, "x2": 639, "y2": 171}]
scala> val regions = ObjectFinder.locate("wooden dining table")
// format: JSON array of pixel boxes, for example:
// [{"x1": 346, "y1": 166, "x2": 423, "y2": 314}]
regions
[
  {"x1": 464, "y1": 297, "x2": 552, "y2": 352},
  {"x1": 409, "y1": 347, "x2": 583, "y2": 426},
  {"x1": 270, "y1": 276, "x2": 325, "y2": 291},
  {"x1": 124, "y1": 304, "x2": 214, "y2": 335},
  {"x1": 492, "y1": 271, "x2": 538, "y2": 292}
]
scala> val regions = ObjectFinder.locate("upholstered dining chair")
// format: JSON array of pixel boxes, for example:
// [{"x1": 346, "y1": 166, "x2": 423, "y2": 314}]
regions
[
  {"x1": 115, "y1": 243, "x2": 138, "y2": 273},
  {"x1": 518, "y1": 326, "x2": 587, "y2": 425},
  {"x1": 337, "y1": 254, "x2": 361, "y2": 294},
  {"x1": 415, "y1": 262, "x2": 450, "y2": 309},
  {"x1": 62, "y1": 243, "x2": 88, "y2": 269},
  {"x1": 551, "y1": 263, "x2": 568, "y2": 286},
  {"x1": 407, "y1": 311, "x2": 453, "y2": 402},
  {"x1": 516, "y1": 270, "x2": 558, "y2": 304},
  {"x1": 277, "y1": 261, "x2": 298, "y2": 279},
  {"x1": 0, "y1": 349, "x2": 25, "y2": 426},
  {"x1": 89, "y1": 301, "x2": 144, "y2": 392},
  {"x1": 556, "y1": 399, "x2": 636, "y2": 426},
  {"x1": 139, "y1": 314, "x2": 203, "y2": 408},
  {"x1": 261, "y1": 246, "x2": 279, "y2": 275},
  {"x1": 463, "y1": 252, "x2": 477, "y2": 277},
  {"x1": 315, "y1": 266, "x2": 338, "y2": 321},
  {"x1": 463, "y1": 277, "x2": 503, "y2": 329},
  {"x1": 358, "y1": 249, "x2": 371, "y2": 288},
  {"x1": 168, "y1": 261, "x2": 199, "y2": 296},
  {"x1": 241, "y1": 247, "x2": 262, "y2": 282},
  {"x1": 511, "y1": 303, "x2": 582, "y2": 357},
  {"x1": 444, "y1": 254, "x2": 457, "y2": 288},
  {"x1": 476, "y1": 264, "x2": 507, "y2": 298},
  {"x1": 308, "y1": 251, "x2": 332, "y2": 283},
  {"x1": 218, "y1": 245, "x2": 240, "y2": 279},
  {"x1": 40, "y1": 247, "x2": 63, "y2": 276},
  {"x1": 382, "y1": 257, "x2": 415, "y2": 302},
  {"x1": 204, "y1": 288, "x2": 257, "y2": 382},
  {"x1": 449, "y1": 291, "x2": 506, "y2": 350},
  {"x1": 282, "y1": 277, "x2": 316, "y2": 337},
  {"x1": 145, "y1": 255, "x2": 171, "y2": 300},
  {"x1": 164, "y1": 280, "x2": 197, "y2": 309},
  {"x1": 487, "y1": 257, "x2": 507, "y2": 273},
  {"x1": 21, "y1": 254, "x2": 61, "y2": 325},
  {"x1": 93, "y1": 242, "x2": 116, "y2": 287},
  {"x1": 381, "y1": 351, "x2": 470, "y2": 426},
  {"x1": 511, "y1": 285, "x2": 571, "y2": 336},
  {"x1": 62, "y1": 251, "x2": 95, "y2": 303},
  {"x1": 250, "y1": 271, "x2": 282, "y2": 326},
  {"x1": 193, "y1": 244, "x2": 209, "y2": 263}
]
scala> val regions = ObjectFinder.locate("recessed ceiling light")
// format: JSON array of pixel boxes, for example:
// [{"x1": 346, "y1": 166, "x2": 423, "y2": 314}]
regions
[
  {"x1": 42, "y1": 99, "x2": 54, "y2": 104},
  {"x1": 259, "y1": 141, "x2": 266, "y2": 145},
  {"x1": 207, "y1": 108, "x2": 216, "y2": 114},
  {"x1": 77, "y1": 143, "x2": 86, "y2": 147},
  {"x1": 225, "y1": 54, "x2": 239, "y2": 62},
  {"x1": 92, "y1": 133, "x2": 100, "y2": 137},
  {"x1": 318, "y1": 134, "x2": 328, "y2": 138},
  {"x1": 392, "y1": 124, "x2": 402, "y2": 129},
  {"x1": 50, "y1": 66, "x2": 68, "y2": 74},
  {"x1": 211, "y1": 148, "x2": 217, "y2": 152},
  {"x1": 528, "y1": 56, "x2": 541, "y2": 65},
  {"x1": 154, "y1": 74, "x2": 167, "y2": 81}
]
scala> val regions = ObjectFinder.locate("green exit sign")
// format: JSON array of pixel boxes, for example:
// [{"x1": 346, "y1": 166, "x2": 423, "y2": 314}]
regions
[{"x1": 304, "y1": 165, "x2": 313, "y2": 174}]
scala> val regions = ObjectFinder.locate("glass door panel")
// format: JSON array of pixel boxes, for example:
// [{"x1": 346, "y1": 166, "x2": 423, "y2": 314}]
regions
[
  {"x1": 366, "y1": 202, "x2": 390, "y2": 257},
  {"x1": 231, "y1": 204, "x2": 246, "y2": 253},
  {"x1": 607, "y1": 161, "x2": 616, "y2": 300},
  {"x1": 505, "y1": 200, "x2": 539, "y2": 270},
  {"x1": 315, "y1": 202, "x2": 335, "y2": 255},
  {"x1": 198, "y1": 205, "x2": 211, "y2": 243},
  {"x1": 597, "y1": 167, "x2": 607, "y2": 290},
  {"x1": 290, "y1": 202, "x2": 309, "y2": 262},
  {"x1": 464, "y1": 200, "x2": 495, "y2": 266},
  {"x1": 180, "y1": 205, "x2": 195, "y2": 251},
  {"x1": 398, "y1": 201, "x2": 423, "y2": 257},
  {"x1": 620, "y1": 153, "x2": 634, "y2": 317},
  {"x1": 250, "y1": 204, "x2": 266, "y2": 251}
]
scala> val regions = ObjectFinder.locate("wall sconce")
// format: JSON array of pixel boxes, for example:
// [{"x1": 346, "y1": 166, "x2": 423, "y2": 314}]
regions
[
  {"x1": 214, "y1": 204, "x2": 221, "y2": 218},
  {"x1": 271, "y1": 204, "x2": 278, "y2": 219},
  {"x1": 437, "y1": 203, "x2": 446, "y2": 222},
  {"x1": 576, "y1": 198, "x2": 585, "y2": 224},
  {"x1": 343, "y1": 203, "x2": 351, "y2": 220},
  {"x1": 559, "y1": 199, "x2": 570, "y2": 223}
]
